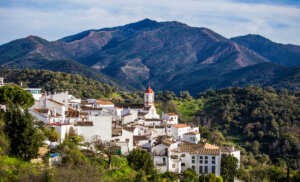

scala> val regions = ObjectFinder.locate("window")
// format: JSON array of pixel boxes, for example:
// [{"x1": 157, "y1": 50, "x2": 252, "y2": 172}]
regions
[
  {"x1": 212, "y1": 166, "x2": 215, "y2": 174},
  {"x1": 204, "y1": 166, "x2": 208, "y2": 174},
  {"x1": 199, "y1": 156, "x2": 203, "y2": 164},
  {"x1": 199, "y1": 166, "x2": 203, "y2": 174},
  {"x1": 182, "y1": 154, "x2": 185, "y2": 157},
  {"x1": 181, "y1": 163, "x2": 185, "y2": 166},
  {"x1": 212, "y1": 156, "x2": 216, "y2": 164},
  {"x1": 172, "y1": 164, "x2": 176, "y2": 168},
  {"x1": 192, "y1": 166, "x2": 195, "y2": 170},
  {"x1": 205, "y1": 156, "x2": 208, "y2": 164},
  {"x1": 191, "y1": 156, "x2": 195, "y2": 163}
]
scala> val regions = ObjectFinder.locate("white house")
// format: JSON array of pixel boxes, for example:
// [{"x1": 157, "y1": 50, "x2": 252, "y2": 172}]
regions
[
  {"x1": 170, "y1": 124, "x2": 199, "y2": 141},
  {"x1": 76, "y1": 115, "x2": 112, "y2": 142},
  {"x1": 180, "y1": 143, "x2": 221, "y2": 176},
  {"x1": 183, "y1": 131, "x2": 201, "y2": 144},
  {"x1": 112, "y1": 128, "x2": 134, "y2": 155},
  {"x1": 152, "y1": 138, "x2": 181, "y2": 173},
  {"x1": 138, "y1": 118, "x2": 162, "y2": 126},
  {"x1": 162, "y1": 113, "x2": 178, "y2": 125},
  {"x1": 93, "y1": 100, "x2": 114, "y2": 108}
]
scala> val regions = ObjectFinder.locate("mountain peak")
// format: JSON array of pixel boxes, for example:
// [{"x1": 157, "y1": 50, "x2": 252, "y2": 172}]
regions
[{"x1": 124, "y1": 18, "x2": 160, "y2": 30}]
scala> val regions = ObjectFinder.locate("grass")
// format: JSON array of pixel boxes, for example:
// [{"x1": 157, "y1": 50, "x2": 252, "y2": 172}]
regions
[{"x1": 173, "y1": 99, "x2": 204, "y2": 122}]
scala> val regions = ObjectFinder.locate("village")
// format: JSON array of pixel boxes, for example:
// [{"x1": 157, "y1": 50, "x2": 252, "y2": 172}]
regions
[{"x1": 8, "y1": 75, "x2": 240, "y2": 177}]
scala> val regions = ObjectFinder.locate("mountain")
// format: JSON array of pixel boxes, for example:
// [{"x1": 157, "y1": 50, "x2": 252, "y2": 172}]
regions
[
  {"x1": 0, "y1": 36, "x2": 134, "y2": 90},
  {"x1": 231, "y1": 34, "x2": 300, "y2": 66},
  {"x1": 0, "y1": 19, "x2": 299, "y2": 95}
]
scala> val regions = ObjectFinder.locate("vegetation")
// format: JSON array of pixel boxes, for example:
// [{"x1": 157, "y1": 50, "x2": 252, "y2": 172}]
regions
[
  {"x1": 221, "y1": 154, "x2": 238, "y2": 182},
  {"x1": 155, "y1": 85, "x2": 300, "y2": 181},
  {"x1": 0, "y1": 68, "x2": 118, "y2": 99},
  {"x1": 0, "y1": 80, "x2": 299, "y2": 181}
]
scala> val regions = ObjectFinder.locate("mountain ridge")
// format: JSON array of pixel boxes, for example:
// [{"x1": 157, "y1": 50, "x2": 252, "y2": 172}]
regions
[{"x1": 0, "y1": 19, "x2": 299, "y2": 94}]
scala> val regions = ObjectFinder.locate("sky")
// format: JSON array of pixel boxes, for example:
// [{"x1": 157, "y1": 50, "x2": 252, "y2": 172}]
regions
[{"x1": 0, "y1": 0, "x2": 300, "y2": 45}]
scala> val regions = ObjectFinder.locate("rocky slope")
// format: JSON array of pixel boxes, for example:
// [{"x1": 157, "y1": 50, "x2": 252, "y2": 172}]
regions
[{"x1": 0, "y1": 19, "x2": 299, "y2": 94}]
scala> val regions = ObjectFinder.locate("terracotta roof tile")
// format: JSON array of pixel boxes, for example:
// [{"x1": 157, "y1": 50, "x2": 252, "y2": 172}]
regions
[
  {"x1": 166, "y1": 113, "x2": 177, "y2": 116},
  {"x1": 180, "y1": 143, "x2": 220, "y2": 155},
  {"x1": 144, "y1": 86, "x2": 154, "y2": 93},
  {"x1": 96, "y1": 100, "x2": 114, "y2": 105},
  {"x1": 173, "y1": 124, "x2": 190, "y2": 128},
  {"x1": 66, "y1": 110, "x2": 79, "y2": 118},
  {"x1": 183, "y1": 131, "x2": 200, "y2": 135}
]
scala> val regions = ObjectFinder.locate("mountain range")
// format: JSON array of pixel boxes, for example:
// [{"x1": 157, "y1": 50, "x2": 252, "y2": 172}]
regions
[{"x1": 0, "y1": 18, "x2": 299, "y2": 95}]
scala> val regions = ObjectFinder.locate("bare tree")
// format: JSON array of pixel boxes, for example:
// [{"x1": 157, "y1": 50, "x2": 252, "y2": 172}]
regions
[{"x1": 92, "y1": 136, "x2": 118, "y2": 169}]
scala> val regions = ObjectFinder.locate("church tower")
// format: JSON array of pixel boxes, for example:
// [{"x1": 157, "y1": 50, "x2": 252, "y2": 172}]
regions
[{"x1": 144, "y1": 86, "x2": 154, "y2": 107}]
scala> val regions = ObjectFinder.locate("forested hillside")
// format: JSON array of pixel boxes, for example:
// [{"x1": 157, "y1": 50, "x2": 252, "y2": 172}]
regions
[
  {"x1": 0, "y1": 68, "x2": 119, "y2": 99},
  {"x1": 154, "y1": 86, "x2": 300, "y2": 181}
]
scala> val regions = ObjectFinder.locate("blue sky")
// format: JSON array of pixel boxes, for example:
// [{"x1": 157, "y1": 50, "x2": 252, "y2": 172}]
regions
[{"x1": 0, "y1": 0, "x2": 300, "y2": 45}]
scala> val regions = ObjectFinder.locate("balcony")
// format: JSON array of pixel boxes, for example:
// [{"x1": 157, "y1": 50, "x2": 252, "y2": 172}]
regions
[
  {"x1": 155, "y1": 161, "x2": 166, "y2": 166},
  {"x1": 153, "y1": 151, "x2": 168, "y2": 156}
]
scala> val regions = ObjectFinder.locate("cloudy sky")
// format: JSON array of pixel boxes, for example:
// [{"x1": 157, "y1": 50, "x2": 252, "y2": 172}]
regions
[{"x1": 0, "y1": 0, "x2": 300, "y2": 45}]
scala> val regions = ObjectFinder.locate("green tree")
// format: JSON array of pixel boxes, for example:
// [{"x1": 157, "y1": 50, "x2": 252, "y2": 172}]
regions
[
  {"x1": 0, "y1": 86, "x2": 34, "y2": 109},
  {"x1": 4, "y1": 108, "x2": 44, "y2": 161},
  {"x1": 161, "y1": 171, "x2": 178, "y2": 181},
  {"x1": 44, "y1": 127, "x2": 60, "y2": 143},
  {"x1": 127, "y1": 149, "x2": 155, "y2": 175},
  {"x1": 183, "y1": 168, "x2": 198, "y2": 182},
  {"x1": 221, "y1": 154, "x2": 238, "y2": 182}
]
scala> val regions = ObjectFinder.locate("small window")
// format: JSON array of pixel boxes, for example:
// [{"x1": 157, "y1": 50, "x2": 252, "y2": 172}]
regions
[
  {"x1": 172, "y1": 164, "x2": 176, "y2": 168},
  {"x1": 199, "y1": 156, "x2": 203, "y2": 164},
  {"x1": 191, "y1": 156, "x2": 195, "y2": 163},
  {"x1": 212, "y1": 166, "x2": 215, "y2": 174},
  {"x1": 205, "y1": 156, "x2": 208, "y2": 164},
  {"x1": 212, "y1": 156, "x2": 216, "y2": 164},
  {"x1": 182, "y1": 154, "x2": 185, "y2": 157},
  {"x1": 199, "y1": 166, "x2": 203, "y2": 174},
  {"x1": 192, "y1": 166, "x2": 195, "y2": 170},
  {"x1": 181, "y1": 163, "x2": 185, "y2": 166},
  {"x1": 204, "y1": 166, "x2": 208, "y2": 173}
]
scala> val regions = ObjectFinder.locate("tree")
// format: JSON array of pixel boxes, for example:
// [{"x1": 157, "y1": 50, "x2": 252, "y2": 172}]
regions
[
  {"x1": 4, "y1": 108, "x2": 44, "y2": 161},
  {"x1": 127, "y1": 149, "x2": 155, "y2": 175},
  {"x1": 0, "y1": 86, "x2": 34, "y2": 109},
  {"x1": 183, "y1": 168, "x2": 198, "y2": 182},
  {"x1": 199, "y1": 172, "x2": 223, "y2": 182},
  {"x1": 161, "y1": 171, "x2": 178, "y2": 182},
  {"x1": 44, "y1": 127, "x2": 60, "y2": 144},
  {"x1": 93, "y1": 137, "x2": 117, "y2": 169},
  {"x1": 221, "y1": 154, "x2": 238, "y2": 182}
]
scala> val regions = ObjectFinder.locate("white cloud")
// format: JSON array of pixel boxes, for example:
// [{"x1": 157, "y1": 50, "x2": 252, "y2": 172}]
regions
[{"x1": 0, "y1": 0, "x2": 300, "y2": 45}]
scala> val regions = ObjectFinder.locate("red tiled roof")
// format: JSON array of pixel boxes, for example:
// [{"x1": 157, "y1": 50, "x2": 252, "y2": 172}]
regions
[
  {"x1": 173, "y1": 124, "x2": 190, "y2": 128},
  {"x1": 144, "y1": 86, "x2": 154, "y2": 93},
  {"x1": 183, "y1": 131, "x2": 200, "y2": 135},
  {"x1": 167, "y1": 113, "x2": 177, "y2": 116},
  {"x1": 66, "y1": 110, "x2": 79, "y2": 118},
  {"x1": 96, "y1": 100, "x2": 114, "y2": 105}
]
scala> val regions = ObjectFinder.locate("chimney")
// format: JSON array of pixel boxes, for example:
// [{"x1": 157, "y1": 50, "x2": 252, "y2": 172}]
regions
[{"x1": 20, "y1": 82, "x2": 23, "y2": 87}]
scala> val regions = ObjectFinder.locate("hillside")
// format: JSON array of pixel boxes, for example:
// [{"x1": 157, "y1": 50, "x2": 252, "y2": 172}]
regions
[
  {"x1": 231, "y1": 34, "x2": 300, "y2": 66},
  {"x1": 0, "y1": 19, "x2": 300, "y2": 94},
  {"x1": 0, "y1": 68, "x2": 120, "y2": 99},
  {"x1": 156, "y1": 86, "x2": 300, "y2": 169}
]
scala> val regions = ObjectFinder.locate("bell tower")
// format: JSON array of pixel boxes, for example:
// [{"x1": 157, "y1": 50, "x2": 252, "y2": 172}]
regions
[{"x1": 144, "y1": 86, "x2": 154, "y2": 107}]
